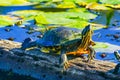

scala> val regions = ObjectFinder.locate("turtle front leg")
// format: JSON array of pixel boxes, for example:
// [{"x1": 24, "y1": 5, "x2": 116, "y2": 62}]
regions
[
  {"x1": 59, "y1": 46, "x2": 69, "y2": 72},
  {"x1": 87, "y1": 46, "x2": 96, "y2": 62}
]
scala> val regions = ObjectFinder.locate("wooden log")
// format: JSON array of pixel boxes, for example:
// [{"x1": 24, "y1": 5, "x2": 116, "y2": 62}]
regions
[{"x1": 0, "y1": 39, "x2": 119, "y2": 80}]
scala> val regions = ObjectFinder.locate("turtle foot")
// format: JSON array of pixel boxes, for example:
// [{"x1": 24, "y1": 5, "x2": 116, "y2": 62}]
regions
[
  {"x1": 60, "y1": 61, "x2": 70, "y2": 72},
  {"x1": 59, "y1": 54, "x2": 70, "y2": 72},
  {"x1": 87, "y1": 46, "x2": 96, "y2": 62}
]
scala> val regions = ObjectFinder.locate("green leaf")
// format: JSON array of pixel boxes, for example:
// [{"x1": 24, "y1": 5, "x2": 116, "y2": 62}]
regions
[
  {"x1": 35, "y1": 13, "x2": 49, "y2": 24},
  {"x1": 68, "y1": 8, "x2": 87, "y2": 12},
  {"x1": 0, "y1": 0, "x2": 30, "y2": 6},
  {"x1": 63, "y1": 0, "x2": 74, "y2": 2},
  {"x1": 93, "y1": 42, "x2": 108, "y2": 48},
  {"x1": 0, "y1": 15, "x2": 16, "y2": 26},
  {"x1": 75, "y1": 0, "x2": 98, "y2": 3},
  {"x1": 28, "y1": 0, "x2": 50, "y2": 3},
  {"x1": 64, "y1": 20, "x2": 89, "y2": 29},
  {"x1": 100, "y1": 0, "x2": 120, "y2": 5},
  {"x1": 9, "y1": 10, "x2": 44, "y2": 21},
  {"x1": 86, "y1": 2, "x2": 111, "y2": 11},
  {"x1": 34, "y1": 11, "x2": 96, "y2": 29},
  {"x1": 75, "y1": 0, "x2": 98, "y2": 6},
  {"x1": 57, "y1": 2, "x2": 76, "y2": 8}
]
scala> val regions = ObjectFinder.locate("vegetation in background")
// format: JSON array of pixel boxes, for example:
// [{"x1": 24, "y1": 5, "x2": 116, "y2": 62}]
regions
[
  {"x1": 0, "y1": 0, "x2": 119, "y2": 28},
  {"x1": 0, "y1": 15, "x2": 18, "y2": 26},
  {"x1": 0, "y1": 0, "x2": 30, "y2": 6},
  {"x1": 99, "y1": 0, "x2": 120, "y2": 4},
  {"x1": 0, "y1": 0, "x2": 120, "y2": 28},
  {"x1": 93, "y1": 42, "x2": 108, "y2": 48}
]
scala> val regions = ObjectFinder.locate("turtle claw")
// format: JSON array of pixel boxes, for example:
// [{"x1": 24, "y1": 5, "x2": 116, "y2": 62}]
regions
[
  {"x1": 60, "y1": 61, "x2": 70, "y2": 72},
  {"x1": 59, "y1": 54, "x2": 70, "y2": 72},
  {"x1": 64, "y1": 61, "x2": 70, "y2": 70},
  {"x1": 87, "y1": 46, "x2": 96, "y2": 62}
]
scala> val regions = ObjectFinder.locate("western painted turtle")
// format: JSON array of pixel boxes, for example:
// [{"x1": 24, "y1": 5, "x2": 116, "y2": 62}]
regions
[{"x1": 21, "y1": 25, "x2": 96, "y2": 71}]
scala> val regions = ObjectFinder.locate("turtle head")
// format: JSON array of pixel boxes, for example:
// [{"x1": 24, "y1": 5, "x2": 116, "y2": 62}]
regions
[
  {"x1": 78, "y1": 25, "x2": 94, "y2": 51},
  {"x1": 81, "y1": 25, "x2": 93, "y2": 38},
  {"x1": 79, "y1": 25, "x2": 93, "y2": 49}
]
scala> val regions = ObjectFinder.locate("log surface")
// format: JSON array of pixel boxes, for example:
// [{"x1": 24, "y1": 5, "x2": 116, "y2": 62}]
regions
[{"x1": 0, "y1": 39, "x2": 120, "y2": 80}]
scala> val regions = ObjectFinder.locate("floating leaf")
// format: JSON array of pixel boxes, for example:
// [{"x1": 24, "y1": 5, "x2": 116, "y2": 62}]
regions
[
  {"x1": 75, "y1": 0, "x2": 98, "y2": 7},
  {"x1": 45, "y1": 12, "x2": 96, "y2": 24},
  {"x1": 35, "y1": 2, "x2": 57, "y2": 8},
  {"x1": 86, "y1": 2, "x2": 111, "y2": 11},
  {"x1": 64, "y1": 20, "x2": 89, "y2": 29},
  {"x1": 76, "y1": 0, "x2": 98, "y2": 3},
  {"x1": 105, "y1": 4, "x2": 120, "y2": 9},
  {"x1": 0, "y1": 15, "x2": 17, "y2": 26},
  {"x1": 9, "y1": 10, "x2": 43, "y2": 20},
  {"x1": 34, "y1": 11, "x2": 96, "y2": 29},
  {"x1": 57, "y1": 2, "x2": 76, "y2": 8},
  {"x1": 45, "y1": 13, "x2": 75, "y2": 24},
  {"x1": 66, "y1": 12, "x2": 97, "y2": 20},
  {"x1": 63, "y1": 0, "x2": 74, "y2": 2},
  {"x1": 52, "y1": 0, "x2": 62, "y2": 2},
  {"x1": 93, "y1": 42, "x2": 108, "y2": 48},
  {"x1": 68, "y1": 8, "x2": 87, "y2": 12},
  {"x1": 28, "y1": 0, "x2": 50, "y2": 3},
  {"x1": 100, "y1": 0, "x2": 120, "y2": 5},
  {"x1": 0, "y1": 0, "x2": 30, "y2": 6},
  {"x1": 35, "y1": 13, "x2": 49, "y2": 24}
]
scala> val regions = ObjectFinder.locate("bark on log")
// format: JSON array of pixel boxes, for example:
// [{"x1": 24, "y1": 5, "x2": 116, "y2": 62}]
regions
[{"x1": 0, "y1": 39, "x2": 120, "y2": 80}]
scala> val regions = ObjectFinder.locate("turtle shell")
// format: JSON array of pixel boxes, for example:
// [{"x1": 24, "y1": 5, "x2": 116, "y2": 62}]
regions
[{"x1": 36, "y1": 27, "x2": 82, "y2": 46}]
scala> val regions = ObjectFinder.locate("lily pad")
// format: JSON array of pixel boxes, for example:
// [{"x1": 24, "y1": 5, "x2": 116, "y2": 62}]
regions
[
  {"x1": 64, "y1": 20, "x2": 89, "y2": 29},
  {"x1": 93, "y1": 42, "x2": 108, "y2": 49},
  {"x1": 0, "y1": 15, "x2": 18, "y2": 26},
  {"x1": 28, "y1": 0, "x2": 50, "y2": 3},
  {"x1": 75, "y1": 0, "x2": 98, "y2": 7},
  {"x1": 35, "y1": 12, "x2": 96, "y2": 28},
  {"x1": 0, "y1": 0, "x2": 30, "y2": 6},
  {"x1": 86, "y1": 2, "x2": 111, "y2": 11},
  {"x1": 9, "y1": 10, "x2": 43, "y2": 21},
  {"x1": 35, "y1": 13, "x2": 49, "y2": 24},
  {"x1": 100, "y1": 0, "x2": 120, "y2": 5},
  {"x1": 57, "y1": 2, "x2": 76, "y2": 8},
  {"x1": 68, "y1": 8, "x2": 87, "y2": 12},
  {"x1": 34, "y1": 2, "x2": 57, "y2": 8}
]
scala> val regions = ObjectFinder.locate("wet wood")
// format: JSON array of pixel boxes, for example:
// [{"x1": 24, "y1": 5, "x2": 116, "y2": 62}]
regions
[{"x1": 0, "y1": 39, "x2": 119, "y2": 80}]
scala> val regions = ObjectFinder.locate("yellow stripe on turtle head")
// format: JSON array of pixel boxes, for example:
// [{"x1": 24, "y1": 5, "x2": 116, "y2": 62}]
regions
[{"x1": 79, "y1": 25, "x2": 93, "y2": 49}]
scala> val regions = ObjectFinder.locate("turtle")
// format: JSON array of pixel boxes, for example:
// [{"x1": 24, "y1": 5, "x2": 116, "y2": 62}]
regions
[
  {"x1": 21, "y1": 25, "x2": 96, "y2": 71},
  {"x1": 113, "y1": 51, "x2": 120, "y2": 74}
]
